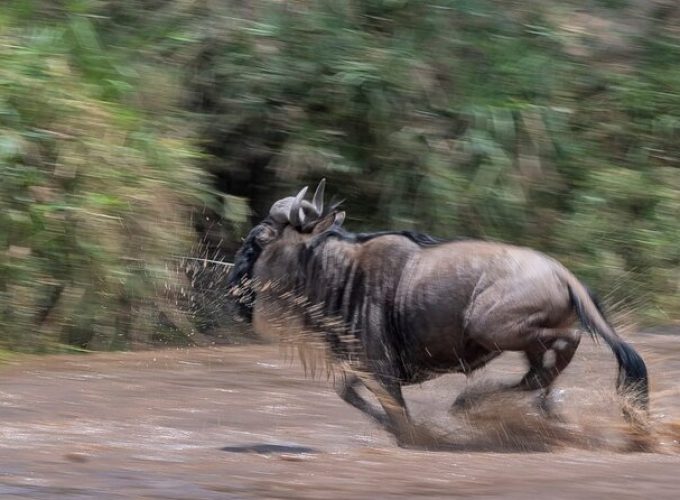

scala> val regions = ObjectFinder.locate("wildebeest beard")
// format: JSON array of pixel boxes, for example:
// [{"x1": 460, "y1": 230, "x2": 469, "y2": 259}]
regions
[{"x1": 225, "y1": 223, "x2": 271, "y2": 322}]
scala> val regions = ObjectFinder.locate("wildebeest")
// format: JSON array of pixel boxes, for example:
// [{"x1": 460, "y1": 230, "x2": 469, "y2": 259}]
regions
[{"x1": 226, "y1": 179, "x2": 649, "y2": 445}]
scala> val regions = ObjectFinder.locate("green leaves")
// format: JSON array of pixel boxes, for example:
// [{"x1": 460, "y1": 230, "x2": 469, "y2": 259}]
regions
[{"x1": 0, "y1": 5, "x2": 204, "y2": 351}]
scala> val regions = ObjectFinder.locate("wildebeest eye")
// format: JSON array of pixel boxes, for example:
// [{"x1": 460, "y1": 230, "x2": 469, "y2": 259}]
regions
[{"x1": 254, "y1": 224, "x2": 278, "y2": 246}]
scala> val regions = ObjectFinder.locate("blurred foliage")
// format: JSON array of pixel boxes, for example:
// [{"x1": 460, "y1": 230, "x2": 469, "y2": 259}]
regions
[
  {"x1": 0, "y1": 2, "x2": 206, "y2": 351},
  {"x1": 1, "y1": 0, "x2": 679, "y2": 353},
  {"x1": 174, "y1": 0, "x2": 680, "y2": 323}
]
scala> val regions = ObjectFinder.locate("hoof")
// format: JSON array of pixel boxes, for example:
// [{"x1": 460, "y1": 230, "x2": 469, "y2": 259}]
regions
[
  {"x1": 536, "y1": 393, "x2": 565, "y2": 422},
  {"x1": 394, "y1": 424, "x2": 442, "y2": 449}
]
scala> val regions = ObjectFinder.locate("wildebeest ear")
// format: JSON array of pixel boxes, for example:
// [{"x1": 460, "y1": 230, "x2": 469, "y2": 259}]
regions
[
  {"x1": 311, "y1": 211, "x2": 345, "y2": 234},
  {"x1": 333, "y1": 211, "x2": 345, "y2": 226}
]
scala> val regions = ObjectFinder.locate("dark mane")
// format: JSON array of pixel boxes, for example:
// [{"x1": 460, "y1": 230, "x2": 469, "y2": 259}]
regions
[
  {"x1": 310, "y1": 226, "x2": 447, "y2": 250},
  {"x1": 356, "y1": 230, "x2": 445, "y2": 247}
]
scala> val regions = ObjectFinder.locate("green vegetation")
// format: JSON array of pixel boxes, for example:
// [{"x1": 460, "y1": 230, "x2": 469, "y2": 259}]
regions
[
  {"x1": 1, "y1": 1, "x2": 679, "y2": 351},
  {"x1": 0, "y1": 2, "x2": 205, "y2": 351}
]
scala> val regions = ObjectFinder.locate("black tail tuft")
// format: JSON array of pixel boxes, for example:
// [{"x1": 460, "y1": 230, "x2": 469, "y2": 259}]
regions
[
  {"x1": 610, "y1": 341, "x2": 649, "y2": 410},
  {"x1": 569, "y1": 285, "x2": 649, "y2": 411}
]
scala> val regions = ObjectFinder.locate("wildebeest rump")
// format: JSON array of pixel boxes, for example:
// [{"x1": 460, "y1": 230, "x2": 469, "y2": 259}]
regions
[{"x1": 226, "y1": 180, "x2": 649, "y2": 445}]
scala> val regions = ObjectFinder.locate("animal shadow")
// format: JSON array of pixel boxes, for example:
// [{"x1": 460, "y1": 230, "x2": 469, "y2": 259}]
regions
[{"x1": 220, "y1": 443, "x2": 318, "y2": 454}]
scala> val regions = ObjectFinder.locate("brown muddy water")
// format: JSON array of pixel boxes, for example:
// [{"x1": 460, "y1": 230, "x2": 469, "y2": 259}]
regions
[{"x1": 1, "y1": 331, "x2": 680, "y2": 499}]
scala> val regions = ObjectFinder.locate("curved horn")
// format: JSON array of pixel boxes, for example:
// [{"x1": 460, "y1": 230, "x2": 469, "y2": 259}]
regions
[
  {"x1": 269, "y1": 196, "x2": 294, "y2": 223},
  {"x1": 312, "y1": 178, "x2": 325, "y2": 215},
  {"x1": 288, "y1": 186, "x2": 308, "y2": 227},
  {"x1": 301, "y1": 200, "x2": 320, "y2": 217},
  {"x1": 296, "y1": 178, "x2": 325, "y2": 220}
]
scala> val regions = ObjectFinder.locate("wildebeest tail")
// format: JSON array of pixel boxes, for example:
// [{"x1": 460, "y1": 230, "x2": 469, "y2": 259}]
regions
[{"x1": 566, "y1": 279, "x2": 649, "y2": 412}]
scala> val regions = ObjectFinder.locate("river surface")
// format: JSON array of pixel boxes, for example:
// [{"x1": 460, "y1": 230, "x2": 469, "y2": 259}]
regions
[{"x1": 1, "y1": 331, "x2": 680, "y2": 498}]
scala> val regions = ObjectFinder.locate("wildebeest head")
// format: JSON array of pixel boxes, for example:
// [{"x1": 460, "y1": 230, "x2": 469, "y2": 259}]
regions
[{"x1": 225, "y1": 179, "x2": 344, "y2": 322}]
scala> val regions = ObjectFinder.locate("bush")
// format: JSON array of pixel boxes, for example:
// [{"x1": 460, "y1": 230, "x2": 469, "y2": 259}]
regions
[{"x1": 0, "y1": 7, "x2": 205, "y2": 351}]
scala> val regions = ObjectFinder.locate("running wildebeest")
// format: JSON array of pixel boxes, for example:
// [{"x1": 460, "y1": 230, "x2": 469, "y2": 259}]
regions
[{"x1": 226, "y1": 180, "x2": 649, "y2": 445}]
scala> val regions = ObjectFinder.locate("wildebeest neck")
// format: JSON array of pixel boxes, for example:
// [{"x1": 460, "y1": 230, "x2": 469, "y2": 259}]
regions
[{"x1": 262, "y1": 229, "x2": 424, "y2": 365}]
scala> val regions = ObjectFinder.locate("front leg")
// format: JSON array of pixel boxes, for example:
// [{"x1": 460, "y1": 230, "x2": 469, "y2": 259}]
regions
[
  {"x1": 335, "y1": 370, "x2": 389, "y2": 427},
  {"x1": 356, "y1": 372, "x2": 410, "y2": 434},
  {"x1": 335, "y1": 366, "x2": 414, "y2": 440},
  {"x1": 355, "y1": 371, "x2": 439, "y2": 448}
]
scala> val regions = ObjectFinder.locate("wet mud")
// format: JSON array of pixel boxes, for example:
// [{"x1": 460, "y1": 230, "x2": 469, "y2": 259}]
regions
[{"x1": 1, "y1": 332, "x2": 680, "y2": 498}]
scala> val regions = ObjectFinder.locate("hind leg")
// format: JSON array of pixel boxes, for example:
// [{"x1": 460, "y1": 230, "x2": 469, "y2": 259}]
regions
[
  {"x1": 449, "y1": 348, "x2": 503, "y2": 412},
  {"x1": 452, "y1": 329, "x2": 581, "y2": 414},
  {"x1": 513, "y1": 331, "x2": 581, "y2": 417},
  {"x1": 514, "y1": 330, "x2": 581, "y2": 390}
]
